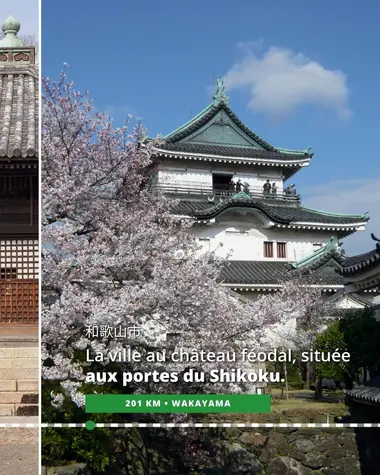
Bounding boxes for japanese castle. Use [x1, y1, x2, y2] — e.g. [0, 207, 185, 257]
[148, 78, 377, 308]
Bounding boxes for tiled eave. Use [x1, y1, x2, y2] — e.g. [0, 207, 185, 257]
[345, 275, 380, 293]
[180, 214, 367, 233]
[153, 148, 310, 168]
[342, 252, 380, 276]
[345, 384, 380, 405]
[172, 197, 369, 232]
[273, 223, 367, 233]
[219, 260, 344, 288]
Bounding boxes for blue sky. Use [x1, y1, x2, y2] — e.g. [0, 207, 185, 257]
[42, 0, 380, 254]
[2, 1, 38, 36]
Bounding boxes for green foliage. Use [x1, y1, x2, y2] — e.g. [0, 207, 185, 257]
[314, 307, 380, 387]
[42, 427, 115, 472]
[266, 358, 304, 389]
[42, 382, 131, 472]
[287, 372, 305, 390]
[314, 319, 346, 381]
[340, 308, 380, 377]
[285, 359, 305, 389]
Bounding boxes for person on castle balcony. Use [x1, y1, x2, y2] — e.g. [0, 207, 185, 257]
[288, 184, 296, 196]
[243, 182, 250, 194]
[235, 179, 242, 192]
[271, 182, 277, 196]
[263, 179, 271, 195]
[229, 178, 235, 193]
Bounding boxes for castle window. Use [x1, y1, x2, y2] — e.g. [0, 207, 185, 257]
[0, 268, 17, 279]
[277, 242, 287, 259]
[212, 173, 232, 191]
[264, 241, 274, 258]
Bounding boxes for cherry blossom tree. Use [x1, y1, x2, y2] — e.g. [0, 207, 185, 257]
[42, 67, 331, 408]
[262, 272, 337, 392]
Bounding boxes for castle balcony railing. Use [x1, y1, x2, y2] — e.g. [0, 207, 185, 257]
[152, 181, 300, 203]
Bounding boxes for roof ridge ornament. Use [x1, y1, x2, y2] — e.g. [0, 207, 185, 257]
[231, 191, 253, 201]
[371, 233, 380, 252]
[326, 236, 340, 248]
[0, 15, 36, 66]
[0, 15, 25, 48]
[213, 76, 229, 106]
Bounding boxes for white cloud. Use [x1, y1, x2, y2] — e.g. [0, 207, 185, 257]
[302, 178, 380, 255]
[1, 1, 38, 36]
[223, 43, 351, 120]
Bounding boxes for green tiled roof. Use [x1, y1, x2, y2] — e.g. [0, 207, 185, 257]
[157, 142, 310, 162]
[156, 91, 312, 162]
[164, 101, 278, 150]
[292, 237, 345, 270]
[172, 197, 369, 227]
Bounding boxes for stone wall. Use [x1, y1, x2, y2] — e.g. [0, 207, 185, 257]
[42, 425, 379, 474]
[0, 346, 38, 416]
[41, 405, 380, 474]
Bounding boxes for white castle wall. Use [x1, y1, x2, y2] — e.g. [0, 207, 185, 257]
[191, 216, 336, 262]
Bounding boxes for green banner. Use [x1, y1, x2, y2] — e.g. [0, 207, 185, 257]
[85, 394, 271, 413]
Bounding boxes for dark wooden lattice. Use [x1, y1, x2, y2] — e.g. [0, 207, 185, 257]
[0, 280, 38, 323]
[0, 239, 38, 323]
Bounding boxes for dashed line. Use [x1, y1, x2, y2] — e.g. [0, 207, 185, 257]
[0, 422, 379, 429]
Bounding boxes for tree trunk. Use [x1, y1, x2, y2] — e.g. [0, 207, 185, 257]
[305, 361, 310, 390]
[284, 359, 289, 400]
[314, 376, 322, 399]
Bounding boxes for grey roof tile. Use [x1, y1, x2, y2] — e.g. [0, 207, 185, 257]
[0, 68, 38, 159]
[219, 260, 344, 286]
[220, 261, 290, 285]
[345, 376, 380, 404]
[342, 234, 380, 275]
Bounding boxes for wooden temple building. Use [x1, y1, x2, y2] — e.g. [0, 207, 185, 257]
[0, 16, 38, 324]
[147, 77, 376, 311]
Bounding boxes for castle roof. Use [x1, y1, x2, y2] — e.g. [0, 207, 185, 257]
[341, 233, 380, 277]
[219, 260, 344, 289]
[0, 16, 38, 162]
[172, 193, 369, 237]
[151, 77, 312, 178]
